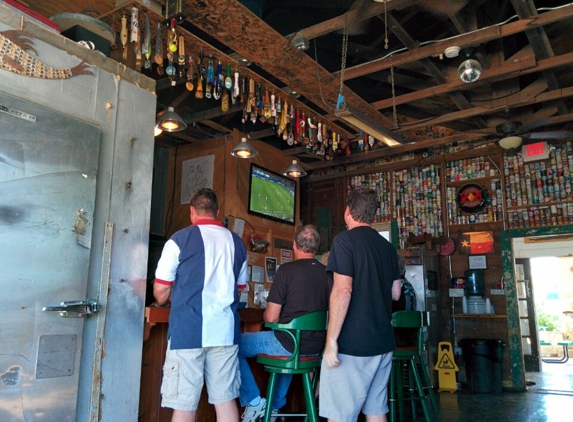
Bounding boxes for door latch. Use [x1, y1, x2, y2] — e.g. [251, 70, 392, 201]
[42, 299, 101, 318]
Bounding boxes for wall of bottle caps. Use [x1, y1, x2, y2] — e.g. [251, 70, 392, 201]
[344, 142, 573, 238]
[504, 141, 573, 229]
[346, 166, 443, 243]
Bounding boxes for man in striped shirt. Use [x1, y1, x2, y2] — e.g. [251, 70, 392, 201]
[154, 188, 248, 422]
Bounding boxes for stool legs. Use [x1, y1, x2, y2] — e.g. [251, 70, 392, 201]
[302, 372, 319, 422]
[417, 357, 438, 415]
[263, 373, 278, 422]
[262, 369, 320, 422]
[389, 358, 433, 422]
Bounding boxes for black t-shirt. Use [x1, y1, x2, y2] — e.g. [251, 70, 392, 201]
[267, 258, 330, 354]
[327, 226, 400, 356]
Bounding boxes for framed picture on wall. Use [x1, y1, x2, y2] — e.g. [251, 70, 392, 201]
[469, 255, 487, 270]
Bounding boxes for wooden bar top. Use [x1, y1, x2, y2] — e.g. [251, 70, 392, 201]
[144, 306, 266, 339]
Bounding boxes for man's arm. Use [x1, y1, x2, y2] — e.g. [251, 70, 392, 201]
[323, 272, 353, 368]
[264, 302, 282, 323]
[153, 280, 172, 306]
[392, 279, 402, 301]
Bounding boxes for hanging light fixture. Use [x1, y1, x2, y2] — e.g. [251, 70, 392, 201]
[283, 160, 307, 178]
[335, 104, 402, 147]
[156, 106, 187, 132]
[154, 123, 163, 137]
[458, 47, 482, 84]
[231, 137, 258, 158]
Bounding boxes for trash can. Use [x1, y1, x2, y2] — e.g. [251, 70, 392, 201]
[460, 338, 504, 393]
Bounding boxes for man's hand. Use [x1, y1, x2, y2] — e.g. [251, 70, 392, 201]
[323, 338, 340, 368]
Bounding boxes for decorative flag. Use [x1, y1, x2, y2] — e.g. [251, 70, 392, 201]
[459, 231, 495, 255]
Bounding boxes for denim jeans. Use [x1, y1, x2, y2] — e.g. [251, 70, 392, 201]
[239, 330, 293, 410]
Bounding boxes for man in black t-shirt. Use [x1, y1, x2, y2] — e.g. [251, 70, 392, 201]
[238, 225, 329, 422]
[320, 188, 402, 422]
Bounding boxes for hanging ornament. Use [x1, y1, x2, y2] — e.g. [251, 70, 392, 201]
[165, 35, 176, 77]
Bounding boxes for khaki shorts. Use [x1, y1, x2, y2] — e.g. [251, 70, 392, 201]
[161, 341, 240, 411]
[319, 352, 393, 422]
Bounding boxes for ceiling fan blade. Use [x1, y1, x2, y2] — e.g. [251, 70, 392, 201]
[517, 118, 551, 134]
[527, 131, 573, 140]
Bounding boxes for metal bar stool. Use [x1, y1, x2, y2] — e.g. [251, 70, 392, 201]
[256, 311, 327, 422]
[389, 310, 437, 422]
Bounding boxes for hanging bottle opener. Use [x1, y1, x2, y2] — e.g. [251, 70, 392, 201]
[206, 54, 215, 99]
[154, 22, 163, 75]
[232, 69, 240, 103]
[178, 36, 186, 66]
[196, 50, 204, 99]
[142, 14, 151, 69]
[120, 15, 128, 60]
[130, 7, 141, 69]
[213, 61, 223, 100]
[186, 54, 194, 91]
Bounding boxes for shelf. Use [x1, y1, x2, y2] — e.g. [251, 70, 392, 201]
[452, 314, 507, 319]
[507, 200, 573, 210]
[445, 175, 501, 187]
[448, 221, 504, 228]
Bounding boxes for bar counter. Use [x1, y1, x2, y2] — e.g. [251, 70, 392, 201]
[139, 307, 304, 421]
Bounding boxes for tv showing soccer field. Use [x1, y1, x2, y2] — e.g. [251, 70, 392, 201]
[248, 163, 296, 225]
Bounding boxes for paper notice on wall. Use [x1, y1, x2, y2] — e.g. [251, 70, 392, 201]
[233, 218, 245, 238]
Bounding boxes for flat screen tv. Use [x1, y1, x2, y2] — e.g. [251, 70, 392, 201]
[248, 163, 296, 225]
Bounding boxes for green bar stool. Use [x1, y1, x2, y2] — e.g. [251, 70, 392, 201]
[256, 311, 327, 422]
[389, 310, 437, 422]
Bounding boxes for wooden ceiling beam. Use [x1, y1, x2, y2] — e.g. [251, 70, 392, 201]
[183, 0, 395, 132]
[287, 0, 417, 41]
[372, 51, 573, 111]
[510, 0, 569, 115]
[385, 12, 488, 128]
[395, 83, 573, 132]
[339, 4, 573, 81]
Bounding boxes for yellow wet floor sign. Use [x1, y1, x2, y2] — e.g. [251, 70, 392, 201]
[434, 341, 459, 392]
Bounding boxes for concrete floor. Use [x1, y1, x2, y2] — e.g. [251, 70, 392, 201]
[400, 359, 573, 422]
[284, 359, 572, 422]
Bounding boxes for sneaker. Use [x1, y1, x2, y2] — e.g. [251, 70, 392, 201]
[270, 409, 279, 422]
[241, 397, 267, 422]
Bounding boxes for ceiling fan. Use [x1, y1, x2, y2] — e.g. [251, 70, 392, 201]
[495, 119, 573, 150]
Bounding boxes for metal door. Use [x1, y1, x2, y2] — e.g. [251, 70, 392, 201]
[0, 93, 100, 421]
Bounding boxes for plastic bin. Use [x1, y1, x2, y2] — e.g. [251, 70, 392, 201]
[460, 338, 504, 393]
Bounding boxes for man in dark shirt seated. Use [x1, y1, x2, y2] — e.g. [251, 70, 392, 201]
[392, 253, 419, 347]
[238, 224, 330, 422]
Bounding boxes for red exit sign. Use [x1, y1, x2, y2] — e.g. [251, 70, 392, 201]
[522, 141, 550, 162]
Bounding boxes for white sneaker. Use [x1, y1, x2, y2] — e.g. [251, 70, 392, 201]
[241, 398, 267, 422]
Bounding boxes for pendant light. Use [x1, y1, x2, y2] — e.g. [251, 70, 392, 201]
[156, 106, 187, 132]
[231, 137, 258, 158]
[458, 47, 482, 84]
[283, 160, 307, 178]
